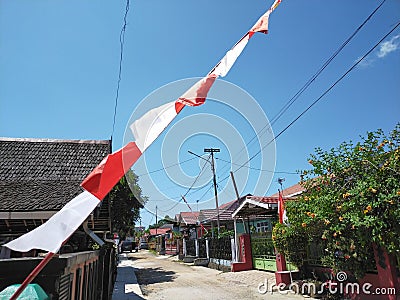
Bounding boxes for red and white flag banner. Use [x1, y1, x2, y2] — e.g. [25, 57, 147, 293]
[5, 191, 100, 253]
[6, 0, 281, 253]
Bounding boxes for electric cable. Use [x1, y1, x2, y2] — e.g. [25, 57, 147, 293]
[136, 157, 196, 177]
[216, 157, 297, 174]
[217, 0, 387, 177]
[223, 22, 400, 184]
[155, 154, 212, 213]
[111, 0, 130, 140]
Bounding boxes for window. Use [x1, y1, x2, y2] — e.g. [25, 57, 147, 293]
[256, 221, 269, 233]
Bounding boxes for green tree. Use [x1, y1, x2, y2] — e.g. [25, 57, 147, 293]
[273, 125, 400, 278]
[108, 170, 147, 240]
[149, 215, 174, 229]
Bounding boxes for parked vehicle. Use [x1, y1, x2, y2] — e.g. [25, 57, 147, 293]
[120, 240, 137, 252]
[139, 240, 149, 250]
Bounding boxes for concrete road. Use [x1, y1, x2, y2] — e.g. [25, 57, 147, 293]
[126, 250, 305, 300]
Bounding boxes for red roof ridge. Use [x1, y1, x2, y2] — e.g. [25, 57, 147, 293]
[270, 183, 305, 198]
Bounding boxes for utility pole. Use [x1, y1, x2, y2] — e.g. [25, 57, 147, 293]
[230, 171, 240, 200]
[204, 148, 220, 236]
[155, 205, 158, 236]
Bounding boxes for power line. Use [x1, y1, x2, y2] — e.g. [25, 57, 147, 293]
[157, 154, 212, 213]
[141, 17, 397, 216]
[140, 2, 390, 217]
[197, 183, 215, 202]
[142, 206, 175, 222]
[111, 0, 130, 140]
[217, 0, 386, 177]
[215, 157, 297, 174]
[226, 21, 400, 182]
[267, 0, 386, 127]
[183, 154, 211, 197]
[151, 157, 210, 201]
[149, 20, 400, 206]
[136, 157, 196, 177]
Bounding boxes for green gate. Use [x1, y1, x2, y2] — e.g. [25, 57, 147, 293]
[251, 235, 297, 271]
[251, 236, 277, 271]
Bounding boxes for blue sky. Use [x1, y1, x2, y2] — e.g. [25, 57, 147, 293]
[1, 1, 399, 228]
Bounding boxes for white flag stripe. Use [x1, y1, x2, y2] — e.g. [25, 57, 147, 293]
[5, 191, 100, 253]
[177, 75, 215, 105]
[212, 34, 250, 77]
[130, 101, 177, 152]
[251, 10, 271, 33]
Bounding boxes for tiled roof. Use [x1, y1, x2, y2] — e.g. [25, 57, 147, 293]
[270, 183, 305, 198]
[199, 199, 241, 223]
[0, 138, 110, 181]
[218, 200, 237, 210]
[148, 228, 170, 236]
[0, 138, 110, 212]
[0, 180, 83, 211]
[159, 223, 174, 229]
[232, 184, 303, 218]
[180, 211, 199, 225]
[248, 196, 278, 204]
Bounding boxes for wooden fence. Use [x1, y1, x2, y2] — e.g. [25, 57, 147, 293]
[0, 245, 117, 300]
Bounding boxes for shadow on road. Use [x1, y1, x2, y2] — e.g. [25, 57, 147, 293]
[119, 253, 144, 262]
[136, 267, 176, 285]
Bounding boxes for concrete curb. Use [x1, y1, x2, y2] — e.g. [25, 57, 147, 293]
[112, 254, 144, 300]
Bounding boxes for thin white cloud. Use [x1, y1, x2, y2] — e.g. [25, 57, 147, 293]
[355, 55, 375, 68]
[377, 34, 400, 58]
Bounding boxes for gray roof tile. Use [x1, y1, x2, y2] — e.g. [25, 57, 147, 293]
[0, 138, 110, 211]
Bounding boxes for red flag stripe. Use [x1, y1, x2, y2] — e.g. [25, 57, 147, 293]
[278, 190, 284, 224]
[81, 142, 142, 200]
[177, 74, 217, 107]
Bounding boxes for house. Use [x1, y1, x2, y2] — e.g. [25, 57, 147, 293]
[176, 211, 200, 239]
[134, 226, 145, 233]
[231, 183, 305, 272]
[147, 227, 171, 237]
[198, 195, 248, 237]
[0, 137, 112, 256]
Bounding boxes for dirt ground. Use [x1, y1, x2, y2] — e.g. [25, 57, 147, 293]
[128, 250, 304, 300]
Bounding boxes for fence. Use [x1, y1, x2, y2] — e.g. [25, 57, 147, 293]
[0, 245, 117, 300]
[208, 237, 232, 261]
[198, 239, 207, 258]
[186, 239, 196, 256]
[181, 237, 234, 271]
